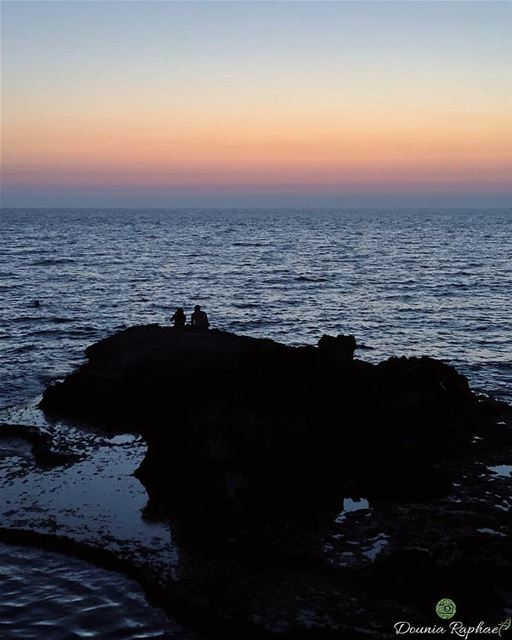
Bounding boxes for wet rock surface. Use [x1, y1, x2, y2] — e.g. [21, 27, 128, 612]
[0, 326, 510, 638]
[0, 422, 80, 468]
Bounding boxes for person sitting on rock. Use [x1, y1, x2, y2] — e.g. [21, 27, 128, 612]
[191, 305, 209, 331]
[170, 307, 186, 329]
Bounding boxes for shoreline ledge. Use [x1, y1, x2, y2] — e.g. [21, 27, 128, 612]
[31, 324, 512, 636]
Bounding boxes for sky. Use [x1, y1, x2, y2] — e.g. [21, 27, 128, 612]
[1, 0, 511, 208]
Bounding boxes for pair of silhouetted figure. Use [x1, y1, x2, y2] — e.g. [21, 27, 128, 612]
[170, 305, 209, 331]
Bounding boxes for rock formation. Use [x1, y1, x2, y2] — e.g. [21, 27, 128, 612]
[41, 325, 478, 522]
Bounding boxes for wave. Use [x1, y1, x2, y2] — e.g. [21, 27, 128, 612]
[13, 345, 37, 353]
[31, 258, 76, 266]
[232, 242, 267, 247]
[295, 275, 329, 282]
[232, 302, 261, 309]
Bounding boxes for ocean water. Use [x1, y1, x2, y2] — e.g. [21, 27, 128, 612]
[1, 207, 511, 405]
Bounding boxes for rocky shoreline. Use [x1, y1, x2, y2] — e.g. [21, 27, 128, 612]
[1, 325, 511, 638]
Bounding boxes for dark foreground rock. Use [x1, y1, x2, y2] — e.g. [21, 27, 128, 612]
[41, 325, 476, 520]
[35, 325, 512, 637]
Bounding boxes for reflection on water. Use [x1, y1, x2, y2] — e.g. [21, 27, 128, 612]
[0, 414, 179, 572]
[0, 542, 183, 639]
[488, 465, 512, 478]
[362, 533, 389, 561]
[335, 497, 370, 523]
[476, 528, 507, 537]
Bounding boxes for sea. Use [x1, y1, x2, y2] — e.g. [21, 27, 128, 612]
[0, 207, 511, 638]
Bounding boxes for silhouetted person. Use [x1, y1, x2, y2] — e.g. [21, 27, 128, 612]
[170, 307, 186, 329]
[191, 305, 209, 331]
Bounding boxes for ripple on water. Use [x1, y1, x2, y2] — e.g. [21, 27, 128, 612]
[0, 542, 185, 639]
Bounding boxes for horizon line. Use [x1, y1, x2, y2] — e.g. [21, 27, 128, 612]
[2, 205, 511, 212]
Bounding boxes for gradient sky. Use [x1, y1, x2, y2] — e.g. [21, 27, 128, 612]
[1, 1, 511, 208]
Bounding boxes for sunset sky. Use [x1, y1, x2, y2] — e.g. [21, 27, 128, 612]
[1, 1, 511, 208]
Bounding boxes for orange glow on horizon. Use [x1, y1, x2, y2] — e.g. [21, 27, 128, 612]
[3, 105, 511, 192]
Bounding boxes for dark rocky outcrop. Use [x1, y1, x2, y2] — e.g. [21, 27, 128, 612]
[41, 325, 477, 523]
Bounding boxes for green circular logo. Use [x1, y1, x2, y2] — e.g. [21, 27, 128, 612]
[436, 598, 456, 620]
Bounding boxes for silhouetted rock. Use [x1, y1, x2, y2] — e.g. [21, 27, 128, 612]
[40, 325, 478, 523]
[317, 333, 357, 362]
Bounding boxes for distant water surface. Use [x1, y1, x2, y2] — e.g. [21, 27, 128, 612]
[1, 207, 510, 404]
